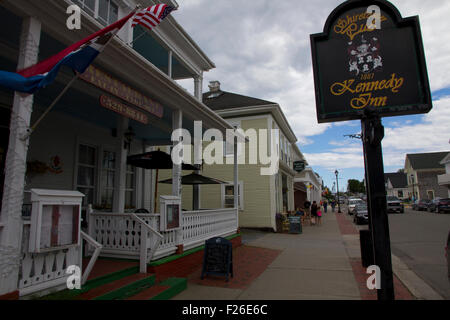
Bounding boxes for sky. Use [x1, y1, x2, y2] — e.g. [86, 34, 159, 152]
[173, 0, 450, 191]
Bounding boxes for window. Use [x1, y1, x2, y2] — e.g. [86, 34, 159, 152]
[73, 0, 119, 25]
[100, 150, 116, 210]
[224, 121, 241, 157]
[222, 182, 244, 210]
[125, 165, 136, 210]
[77, 144, 97, 207]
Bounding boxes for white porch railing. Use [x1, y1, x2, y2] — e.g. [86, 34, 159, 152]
[182, 208, 238, 251]
[19, 221, 81, 297]
[130, 214, 164, 273]
[88, 208, 238, 261]
[16, 207, 238, 297]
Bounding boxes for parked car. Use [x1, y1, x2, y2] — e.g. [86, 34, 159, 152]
[348, 198, 364, 215]
[428, 198, 450, 214]
[353, 203, 369, 225]
[386, 196, 404, 214]
[412, 199, 431, 211]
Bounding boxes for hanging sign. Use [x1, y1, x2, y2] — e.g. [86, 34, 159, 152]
[80, 65, 164, 118]
[293, 161, 306, 173]
[100, 95, 149, 124]
[310, 0, 432, 123]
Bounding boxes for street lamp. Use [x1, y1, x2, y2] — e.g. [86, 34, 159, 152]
[335, 169, 342, 213]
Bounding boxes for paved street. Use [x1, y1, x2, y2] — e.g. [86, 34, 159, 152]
[345, 206, 450, 299]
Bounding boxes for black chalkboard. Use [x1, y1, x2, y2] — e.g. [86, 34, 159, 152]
[201, 237, 233, 282]
[288, 216, 302, 234]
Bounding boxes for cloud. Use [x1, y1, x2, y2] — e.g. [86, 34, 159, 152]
[174, 0, 450, 174]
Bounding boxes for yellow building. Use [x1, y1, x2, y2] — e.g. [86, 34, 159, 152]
[189, 81, 307, 231]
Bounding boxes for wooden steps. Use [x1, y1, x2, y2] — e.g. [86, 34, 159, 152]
[125, 277, 187, 300]
[77, 273, 155, 300]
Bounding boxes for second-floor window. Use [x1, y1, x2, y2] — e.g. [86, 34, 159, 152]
[74, 0, 119, 26]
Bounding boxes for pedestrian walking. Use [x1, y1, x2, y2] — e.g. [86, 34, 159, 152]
[331, 200, 336, 212]
[323, 200, 328, 213]
[304, 200, 311, 221]
[311, 201, 318, 226]
[317, 209, 322, 225]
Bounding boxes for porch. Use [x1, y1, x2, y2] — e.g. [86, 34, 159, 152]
[0, 0, 241, 299]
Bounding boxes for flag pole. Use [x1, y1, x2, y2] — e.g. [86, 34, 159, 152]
[20, 72, 80, 141]
[129, 30, 148, 46]
[21, 6, 140, 141]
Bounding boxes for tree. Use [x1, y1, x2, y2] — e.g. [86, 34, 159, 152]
[347, 179, 366, 194]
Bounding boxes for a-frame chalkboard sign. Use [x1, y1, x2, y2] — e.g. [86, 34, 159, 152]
[201, 237, 234, 282]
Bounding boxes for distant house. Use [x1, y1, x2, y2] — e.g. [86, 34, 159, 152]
[294, 167, 323, 207]
[437, 153, 450, 198]
[404, 152, 450, 200]
[384, 172, 408, 200]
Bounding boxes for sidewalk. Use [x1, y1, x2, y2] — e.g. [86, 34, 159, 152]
[173, 211, 407, 300]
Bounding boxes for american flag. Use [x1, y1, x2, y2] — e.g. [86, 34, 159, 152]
[132, 4, 176, 31]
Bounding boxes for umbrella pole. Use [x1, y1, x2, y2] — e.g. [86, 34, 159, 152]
[154, 169, 159, 213]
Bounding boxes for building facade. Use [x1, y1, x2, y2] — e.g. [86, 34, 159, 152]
[0, 0, 240, 298]
[294, 167, 323, 206]
[384, 172, 409, 200]
[194, 81, 308, 231]
[437, 153, 450, 198]
[404, 152, 449, 201]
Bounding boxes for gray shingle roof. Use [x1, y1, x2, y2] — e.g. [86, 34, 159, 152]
[202, 90, 276, 111]
[406, 152, 449, 170]
[384, 172, 407, 188]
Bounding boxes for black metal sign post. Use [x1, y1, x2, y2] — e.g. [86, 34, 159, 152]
[361, 114, 394, 300]
[310, 0, 433, 301]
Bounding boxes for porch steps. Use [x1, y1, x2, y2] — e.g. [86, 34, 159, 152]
[125, 278, 187, 300]
[77, 273, 155, 300]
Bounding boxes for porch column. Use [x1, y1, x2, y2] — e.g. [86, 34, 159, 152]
[172, 110, 183, 249]
[172, 110, 182, 198]
[142, 143, 153, 212]
[194, 73, 203, 102]
[113, 117, 129, 212]
[192, 76, 203, 210]
[168, 50, 173, 79]
[0, 17, 41, 297]
[234, 134, 239, 227]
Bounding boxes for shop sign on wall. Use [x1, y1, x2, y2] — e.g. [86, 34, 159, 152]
[80, 65, 164, 119]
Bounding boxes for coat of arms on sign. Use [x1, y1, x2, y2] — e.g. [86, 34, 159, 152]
[348, 35, 382, 76]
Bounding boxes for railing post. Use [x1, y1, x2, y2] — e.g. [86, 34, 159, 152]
[140, 224, 148, 273]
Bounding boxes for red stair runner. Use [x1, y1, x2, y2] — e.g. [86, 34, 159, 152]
[77, 273, 150, 300]
[126, 285, 170, 300]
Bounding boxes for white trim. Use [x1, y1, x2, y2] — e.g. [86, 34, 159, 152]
[221, 181, 244, 210]
[215, 105, 297, 143]
[224, 120, 242, 157]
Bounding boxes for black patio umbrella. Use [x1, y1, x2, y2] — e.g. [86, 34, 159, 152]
[159, 172, 227, 210]
[158, 172, 227, 185]
[126, 150, 197, 170]
[126, 150, 197, 212]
